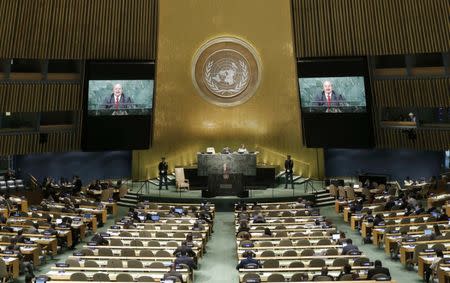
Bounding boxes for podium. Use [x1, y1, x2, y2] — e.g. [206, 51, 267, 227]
[197, 153, 256, 197]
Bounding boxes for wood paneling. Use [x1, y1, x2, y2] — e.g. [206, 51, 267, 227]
[372, 78, 450, 107]
[376, 127, 450, 150]
[0, 0, 158, 60]
[292, 0, 449, 57]
[0, 82, 82, 112]
[0, 131, 80, 156]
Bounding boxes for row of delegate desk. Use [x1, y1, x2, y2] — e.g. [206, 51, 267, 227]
[235, 201, 396, 282]
[41, 202, 215, 282]
[338, 197, 450, 282]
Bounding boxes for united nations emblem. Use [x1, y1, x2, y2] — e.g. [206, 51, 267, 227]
[192, 37, 261, 107]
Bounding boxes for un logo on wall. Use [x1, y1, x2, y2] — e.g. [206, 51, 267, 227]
[192, 37, 261, 107]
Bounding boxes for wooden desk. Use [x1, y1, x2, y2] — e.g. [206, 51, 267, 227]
[0, 256, 20, 278]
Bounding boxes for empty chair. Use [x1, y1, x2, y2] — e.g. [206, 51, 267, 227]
[372, 274, 391, 280]
[262, 259, 279, 268]
[173, 232, 186, 238]
[109, 239, 123, 246]
[139, 250, 154, 257]
[282, 250, 297, 256]
[119, 231, 133, 237]
[388, 212, 397, 217]
[414, 217, 424, 223]
[278, 239, 293, 246]
[289, 261, 305, 268]
[130, 239, 144, 246]
[84, 260, 99, 267]
[107, 258, 123, 268]
[313, 275, 334, 281]
[121, 249, 136, 257]
[296, 210, 307, 216]
[325, 248, 338, 256]
[281, 211, 292, 217]
[432, 243, 446, 252]
[428, 216, 437, 222]
[284, 218, 295, 223]
[332, 258, 349, 267]
[65, 258, 80, 267]
[300, 249, 315, 256]
[275, 231, 288, 237]
[139, 231, 152, 237]
[70, 272, 89, 281]
[400, 218, 411, 224]
[268, 211, 279, 217]
[1, 236, 10, 242]
[128, 259, 143, 268]
[291, 273, 308, 281]
[242, 273, 260, 283]
[311, 231, 324, 236]
[137, 276, 156, 282]
[155, 250, 172, 257]
[149, 262, 165, 268]
[296, 239, 310, 246]
[260, 250, 275, 257]
[160, 224, 172, 230]
[292, 232, 306, 237]
[98, 249, 113, 256]
[167, 241, 179, 247]
[417, 224, 428, 231]
[116, 273, 134, 282]
[147, 241, 160, 247]
[399, 226, 410, 234]
[316, 239, 332, 245]
[267, 273, 285, 282]
[93, 273, 110, 281]
[279, 204, 290, 209]
[309, 258, 325, 267]
[339, 274, 355, 281]
[258, 241, 273, 247]
[274, 225, 286, 230]
[353, 257, 370, 266]
[155, 232, 168, 237]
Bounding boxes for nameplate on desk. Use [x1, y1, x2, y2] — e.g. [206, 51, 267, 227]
[24, 240, 35, 244]
[43, 232, 52, 236]
[73, 251, 84, 256]
[100, 233, 110, 237]
[361, 262, 374, 266]
[219, 184, 232, 189]
[55, 263, 69, 267]
[3, 250, 13, 254]
[73, 217, 81, 222]
[443, 259, 450, 264]
[424, 249, 435, 253]
[111, 225, 121, 229]
[87, 241, 97, 246]
[405, 238, 416, 242]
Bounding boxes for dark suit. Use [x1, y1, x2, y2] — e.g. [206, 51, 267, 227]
[236, 257, 261, 269]
[368, 266, 390, 279]
[158, 161, 169, 190]
[163, 270, 184, 283]
[103, 94, 133, 110]
[173, 246, 196, 258]
[284, 159, 294, 189]
[174, 255, 197, 270]
[313, 91, 345, 110]
[341, 244, 359, 255]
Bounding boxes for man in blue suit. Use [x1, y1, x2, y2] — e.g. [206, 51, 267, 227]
[236, 251, 261, 270]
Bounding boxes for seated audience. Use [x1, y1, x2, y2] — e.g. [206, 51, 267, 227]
[174, 250, 197, 270]
[341, 239, 359, 255]
[368, 260, 390, 279]
[262, 227, 272, 237]
[425, 250, 443, 283]
[173, 241, 196, 258]
[337, 263, 359, 280]
[163, 263, 184, 283]
[236, 251, 260, 270]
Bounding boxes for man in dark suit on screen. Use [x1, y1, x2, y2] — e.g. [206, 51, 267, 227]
[158, 157, 169, 190]
[103, 83, 133, 114]
[285, 155, 294, 189]
[313, 80, 345, 112]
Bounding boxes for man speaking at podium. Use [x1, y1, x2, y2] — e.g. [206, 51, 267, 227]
[103, 83, 134, 114]
[313, 80, 345, 112]
[285, 155, 294, 189]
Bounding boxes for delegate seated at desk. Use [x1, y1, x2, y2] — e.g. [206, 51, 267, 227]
[222, 147, 231, 154]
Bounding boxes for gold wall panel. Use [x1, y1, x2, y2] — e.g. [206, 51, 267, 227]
[0, 0, 157, 59]
[372, 78, 450, 107]
[292, 0, 449, 57]
[132, 0, 324, 180]
[376, 128, 450, 151]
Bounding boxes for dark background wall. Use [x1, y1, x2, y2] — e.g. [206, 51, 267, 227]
[325, 149, 444, 181]
[15, 151, 132, 184]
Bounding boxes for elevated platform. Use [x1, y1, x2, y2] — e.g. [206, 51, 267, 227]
[119, 180, 326, 211]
